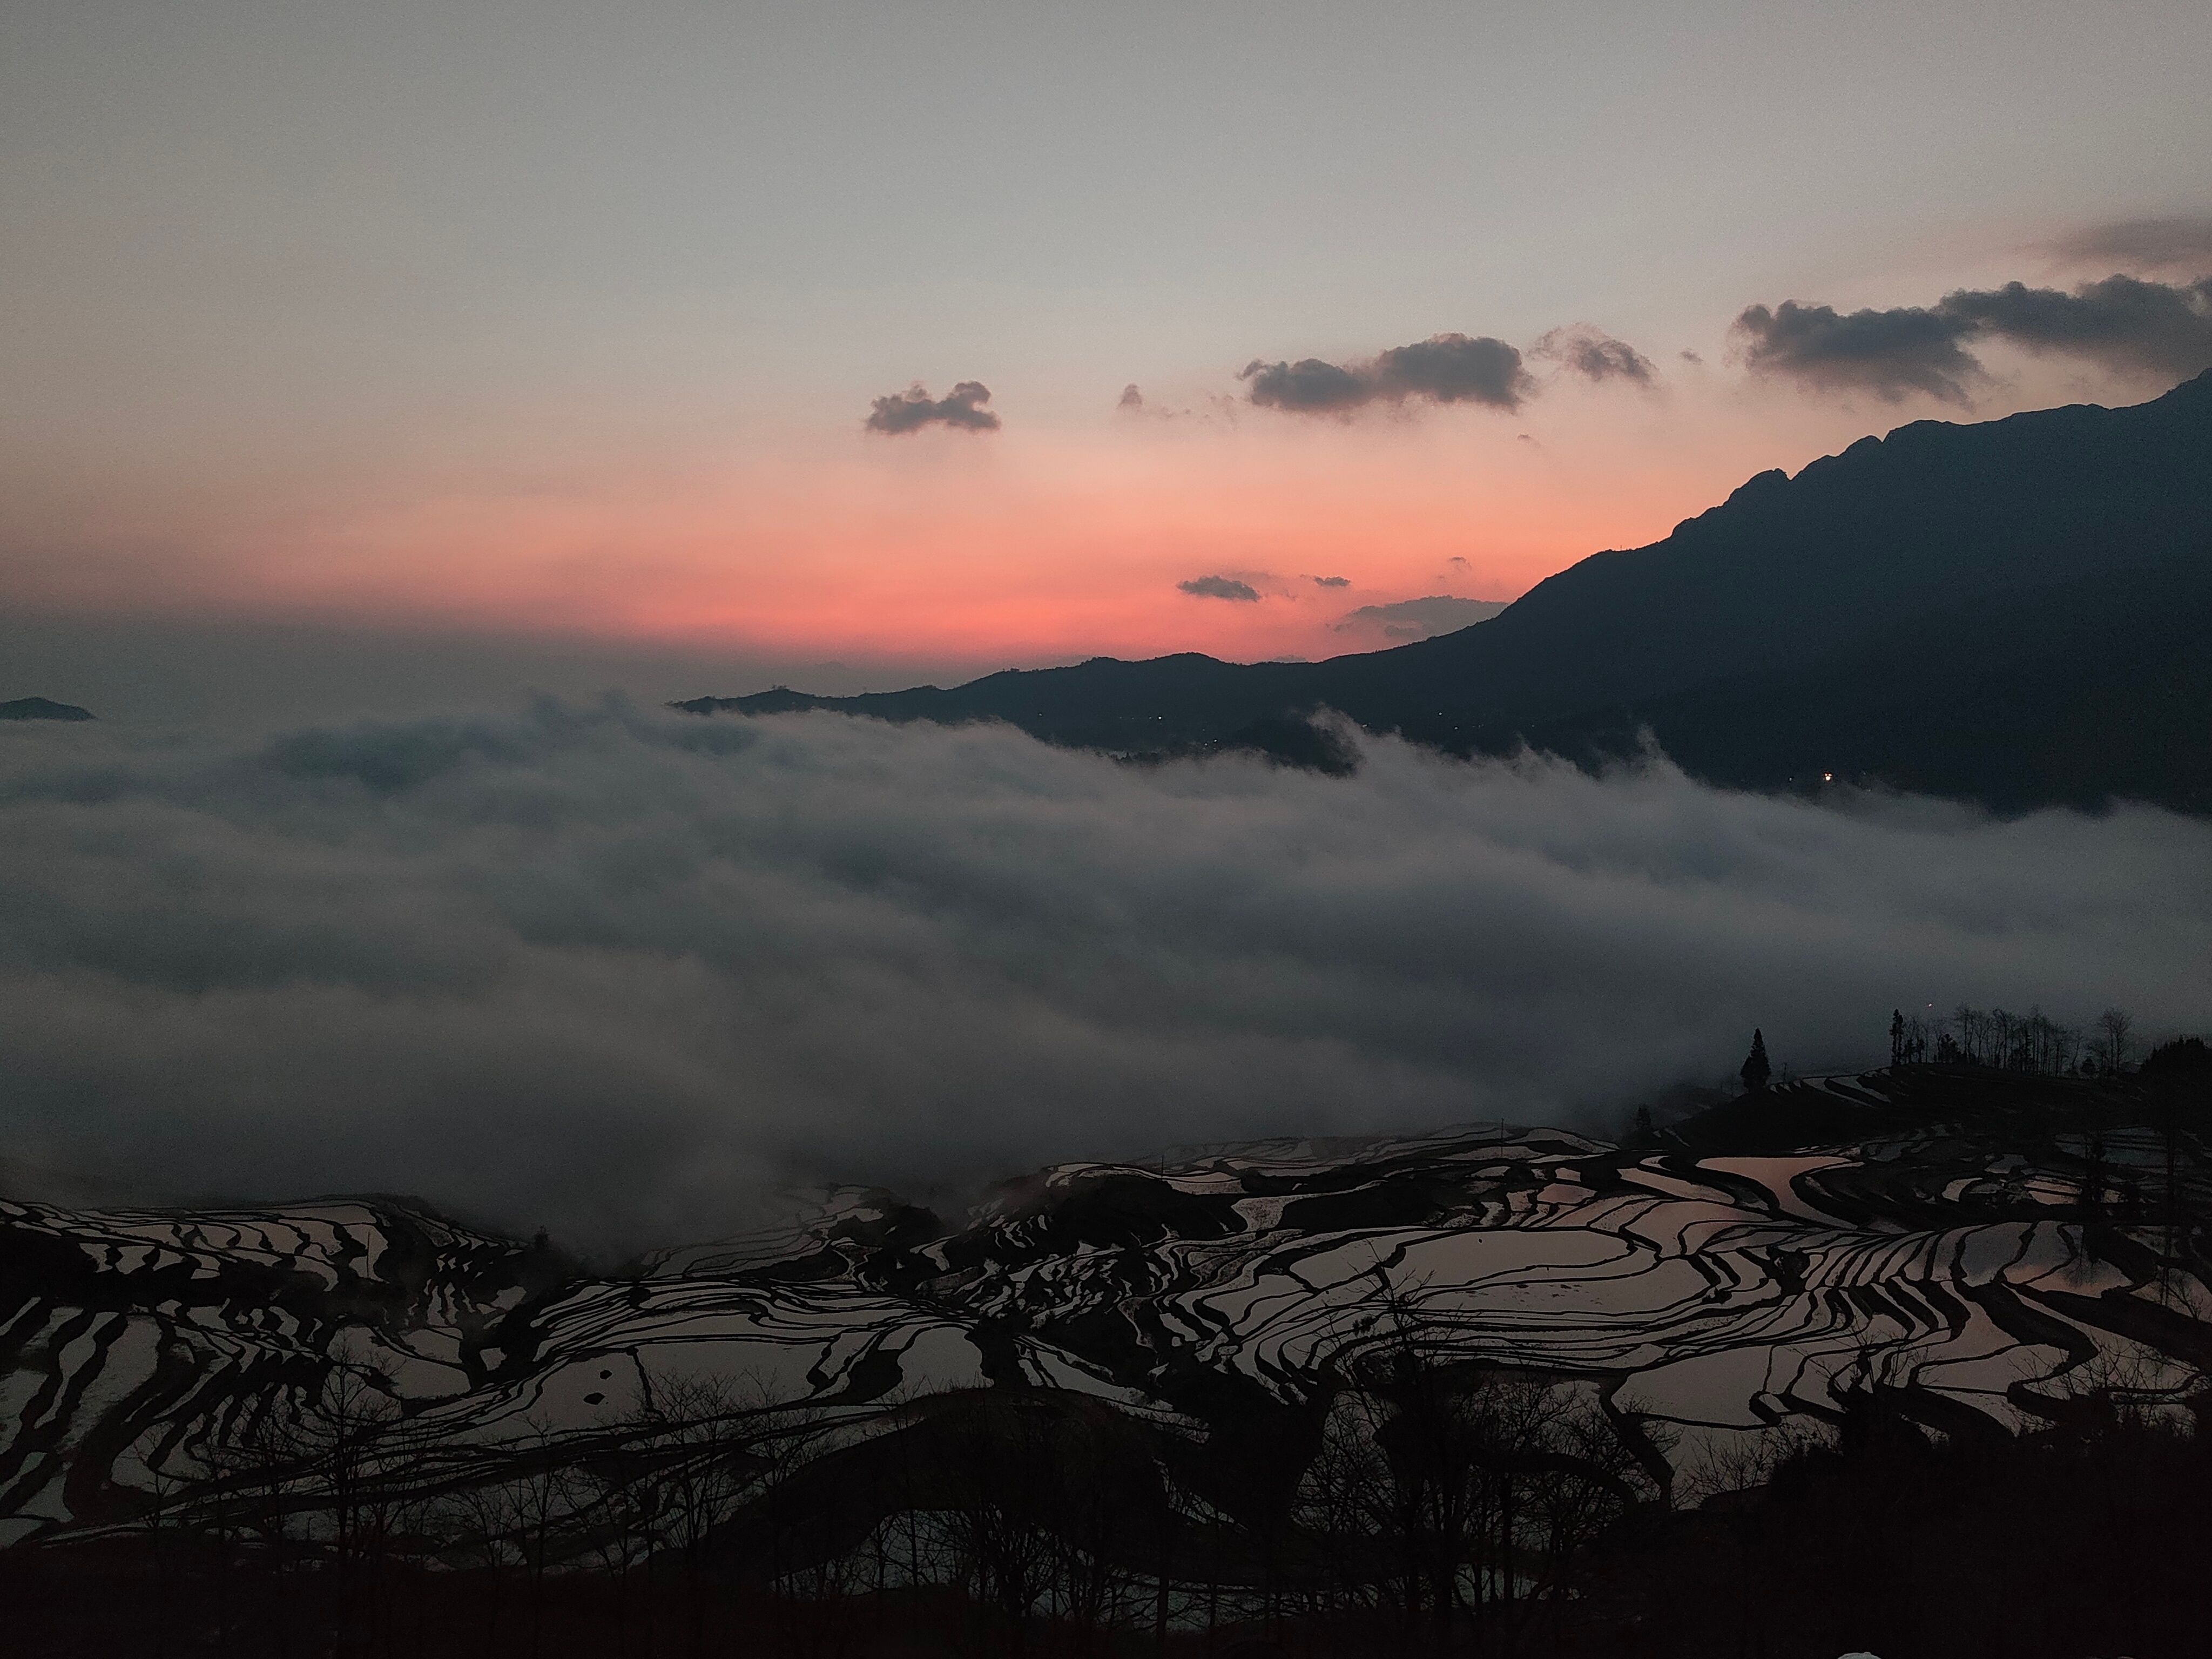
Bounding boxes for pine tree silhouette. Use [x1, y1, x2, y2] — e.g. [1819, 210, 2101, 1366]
[1741, 1029, 1772, 1092]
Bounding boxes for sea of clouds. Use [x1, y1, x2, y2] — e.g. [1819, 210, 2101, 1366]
[3, 701, 2204, 1252]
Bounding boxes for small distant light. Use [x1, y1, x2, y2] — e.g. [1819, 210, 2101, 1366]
[1822, 771, 1833, 783]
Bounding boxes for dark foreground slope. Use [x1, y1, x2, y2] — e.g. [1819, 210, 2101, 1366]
[681, 370, 2212, 811]
[6, 1064, 2212, 1654]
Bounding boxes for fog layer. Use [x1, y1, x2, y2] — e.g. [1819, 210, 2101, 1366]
[3, 704, 2203, 1250]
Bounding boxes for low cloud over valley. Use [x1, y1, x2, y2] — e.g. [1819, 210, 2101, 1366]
[2, 706, 2203, 1251]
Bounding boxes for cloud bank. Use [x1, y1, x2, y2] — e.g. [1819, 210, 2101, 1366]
[1735, 274, 2212, 403]
[864, 380, 1001, 434]
[1532, 324, 1658, 386]
[1730, 300, 1988, 404]
[2, 706, 2204, 1252]
[1243, 333, 1535, 415]
[1178, 575, 1262, 601]
[1941, 275, 2212, 378]
[2049, 216, 2212, 275]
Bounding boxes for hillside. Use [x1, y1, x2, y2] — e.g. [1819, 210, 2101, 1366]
[8, 1063, 2209, 1539]
[679, 370, 2212, 811]
[9, 1063, 2212, 1653]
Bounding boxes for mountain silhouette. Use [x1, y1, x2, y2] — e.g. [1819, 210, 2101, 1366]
[0, 697, 93, 722]
[679, 370, 2212, 811]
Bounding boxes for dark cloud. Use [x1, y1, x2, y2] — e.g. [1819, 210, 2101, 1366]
[1939, 274, 2212, 379]
[2049, 216, 2212, 275]
[1311, 575, 1351, 588]
[1332, 595, 1506, 640]
[1240, 356, 1371, 413]
[1371, 334, 1530, 407]
[864, 380, 1001, 435]
[1117, 382, 1212, 423]
[1736, 274, 2212, 403]
[1242, 334, 1531, 415]
[1731, 300, 1986, 404]
[1531, 324, 1658, 386]
[0, 706, 2203, 1250]
[1178, 575, 1262, 601]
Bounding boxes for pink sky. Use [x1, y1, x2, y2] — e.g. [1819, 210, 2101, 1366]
[6, 2, 2207, 700]
[7, 370, 2045, 683]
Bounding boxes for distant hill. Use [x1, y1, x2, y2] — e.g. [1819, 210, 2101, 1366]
[679, 369, 2212, 812]
[0, 697, 93, 721]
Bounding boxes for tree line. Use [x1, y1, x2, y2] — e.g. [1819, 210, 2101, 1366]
[1886, 1002, 2142, 1075]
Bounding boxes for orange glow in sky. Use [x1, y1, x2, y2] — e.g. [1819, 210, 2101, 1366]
[10, 377, 1905, 680]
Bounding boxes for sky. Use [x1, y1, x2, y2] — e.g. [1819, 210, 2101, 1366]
[6, 0, 2212, 710]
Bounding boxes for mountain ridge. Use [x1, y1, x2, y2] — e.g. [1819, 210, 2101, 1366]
[0, 697, 94, 722]
[678, 371, 2212, 811]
